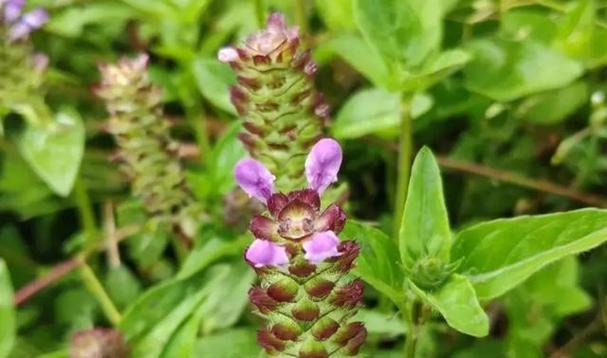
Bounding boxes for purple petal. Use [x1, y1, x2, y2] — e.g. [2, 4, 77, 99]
[305, 138, 343, 194]
[245, 239, 289, 268]
[8, 8, 47, 41]
[31, 52, 49, 72]
[22, 8, 48, 28]
[234, 158, 275, 202]
[4, 0, 24, 23]
[217, 47, 239, 63]
[303, 231, 341, 264]
[243, 12, 299, 56]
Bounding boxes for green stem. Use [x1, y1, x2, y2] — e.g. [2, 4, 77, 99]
[394, 95, 413, 240]
[79, 260, 122, 325]
[74, 178, 97, 245]
[294, 0, 308, 39]
[253, 0, 265, 28]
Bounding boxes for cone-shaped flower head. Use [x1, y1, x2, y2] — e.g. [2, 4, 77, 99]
[95, 54, 201, 236]
[219, 12, 328, 192]
[235, 138, 366, 357]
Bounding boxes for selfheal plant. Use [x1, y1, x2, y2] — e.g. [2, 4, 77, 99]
[219, 13, 328, 192]
[236, 138, 366, 357]
[95, 54, 202, 241]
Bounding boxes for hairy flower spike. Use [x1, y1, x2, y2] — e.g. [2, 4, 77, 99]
[219, 12, 328, 192]
[96, 54, 202, 238]
[236, 139, 366, 357]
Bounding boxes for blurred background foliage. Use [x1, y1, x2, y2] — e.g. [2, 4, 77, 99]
[1, 0, 607, 357]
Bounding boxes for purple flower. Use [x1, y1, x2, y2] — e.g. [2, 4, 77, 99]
[8, 8, 48, 42]
[245, 239, 289, 268]
[217, 47, 239, 63]
[31, 52, 48, 72]
[244, 12, 298, 57]
[3, 0, 24, 23]
[234, 158, 275, 202]
[303, 231, 341, 263]
[305, 138, 342, 194]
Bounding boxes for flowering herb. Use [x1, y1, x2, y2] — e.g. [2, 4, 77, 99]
[236, 138, 366, 357]
[96, 55, 202, 241]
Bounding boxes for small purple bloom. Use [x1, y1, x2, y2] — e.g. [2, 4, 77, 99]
[245, 239, 289, 268]
[243, 12, 299, 57]
[31, 52, 48, 72]
[303, 231, 341, 264]
[217, 46, 239, 63]
[235, 158, 275, 202]
[8, 8, 48, 42]
[305, 138, 342, 194]
[3, 0, 24, 23]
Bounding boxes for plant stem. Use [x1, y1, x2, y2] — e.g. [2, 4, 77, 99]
[394, 95, 413, 240]
[74, 178, 97, 244]
[294, 0, 308, 41]
[79, 260, 122, 325]
[14, 225, 140, 306]
[253, 0, 265, 28]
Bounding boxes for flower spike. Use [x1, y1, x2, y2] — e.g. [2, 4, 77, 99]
[236, 137, 365, 356]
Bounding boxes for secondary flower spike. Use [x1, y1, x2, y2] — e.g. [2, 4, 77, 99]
[0, 0, 50, 123]
[219, 12, 329, 192]
[236, 138, 366, 357]
[96, 54, 202, 239]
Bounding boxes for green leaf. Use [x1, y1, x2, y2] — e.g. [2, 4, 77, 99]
[46, 2, 135, 37]
[464, 39, 583, 102]
[354, 309, 405, 337]
[316, 34, 395, 89]
[399, 147, 451, 267]
[161, 305, 205, 358]
[409, 274, 489, 337]
[342, 221, 404, 304]
[196, 261, 254, 334]
[105, 266, 143, 310]
[192, 58, 236, 114]
[207, 122, 247, 195]
[452, 208, 607, 300]
[314, 0, 355, 31]
[178, 234, 249, 280]
[332, 88, 400, 139]
[120, 265, 231, 358]
[515, 82, 588, 124]
[354, 0, 419, 68]
[16, 109, 85, 197]
[195, 329, 261, 358]
[0, 259, 15, 358]
[501, 9, 559, 44]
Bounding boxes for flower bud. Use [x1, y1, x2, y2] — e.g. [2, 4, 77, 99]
[69, 328, 129, 358]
